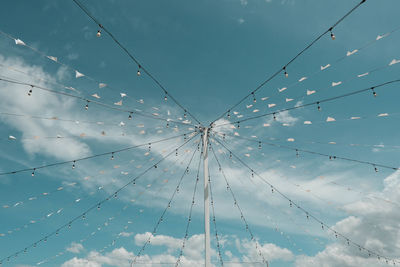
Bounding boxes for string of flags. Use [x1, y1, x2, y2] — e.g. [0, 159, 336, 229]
[213, 79, 400, 128]
[210, 0, 368, 124]
[215, 131, 400, 172]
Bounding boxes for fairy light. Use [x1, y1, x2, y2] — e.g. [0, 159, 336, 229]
[31, 168, 35, 177]
[97, 30, 101, 37]
[85, 100, 89, 110]
[164, 94, 168, 101]
[227, 110, 231, 119]
[329, 28, 336, 40]
[128, 112, 133, 120]
[372, 87, 377, 97]
[111, 152, 114, 160]
[283, 67, 288, 78]
[137, 65, 141, 76]
[27, 85, 33, 96]
[252, 92, 257, 103]
[72, 161, 76, 169]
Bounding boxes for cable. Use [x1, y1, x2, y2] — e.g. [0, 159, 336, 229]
[0, 77, 195, 127]
[214, 131, 399, 171]
[0, 131, 195, 176]
[0, 132, 199, 264]
[131, 143, 199, 266]
[209, 144, 269, 267]
[71, 0, 202, 126]
[210, 0, 367, 125]
[175, 150, 202, 267]
[208, 166, 224, 267]
[212, 135, 398, 265]
[213, 79, 400, 128]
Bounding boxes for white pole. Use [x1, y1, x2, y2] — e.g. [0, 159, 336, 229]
[202, 128, 211, 267]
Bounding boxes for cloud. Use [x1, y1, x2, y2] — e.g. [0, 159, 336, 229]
[294, 171, 400, 266]
[240, 0, 248, 6]
[238, 18, 245, 24]
[66, 242, 84, 254]
[62, 234, 293, 267]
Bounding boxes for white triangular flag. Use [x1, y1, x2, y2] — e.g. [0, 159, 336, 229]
[253, 109, 259, 113]
[92, 93, 101, 99]
[307, 90, 316, 95]
[332, 81, 342, 87]
[120, 93, 127, 98]
[378, 113, 389, 117]
[99, 83, 107, 88]
[346, 49, 358, 56]
[114, 100, 123, 106]
[119, 121, 125, 126]
[286, 98, 293, 102]
[350, 117, 360, 120]
[263, 123, 270, 127]
[47, 56, 58, 62]
[357, 72, 369, 78]
[8, 135, 16, 140]
[321, 64, 331, 71]
[287, 138, 295, 142]
[278, 87, 287, 92]
[299, 77, 307, 82]
[75, 70, 85, 78]
[326, 117, 336, 122]
[304, 121, 312, 125]
[389, 59, 400, 66]
[246, 104, 253, 109]
[268, 103, 276, 108]
[376, 33, 389, 40]
[261, 97, 269, 101]
[15, 39, 26, 46]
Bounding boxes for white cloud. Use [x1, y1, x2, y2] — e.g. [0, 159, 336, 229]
[66, 242, 84, 254]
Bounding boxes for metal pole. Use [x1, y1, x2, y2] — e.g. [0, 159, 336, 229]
[202, 128, 211, 267]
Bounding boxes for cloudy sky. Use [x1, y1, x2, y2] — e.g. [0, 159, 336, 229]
[0, 0, 400, 266]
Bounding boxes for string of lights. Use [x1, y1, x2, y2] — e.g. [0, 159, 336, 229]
[251, 57, 400, 116]
[0, 62, 176, 121]
[210, 0, 367, 125]
[0, 131, 194, 176]
[229, 56, 400, 122]
[217, 134, 400, 212]
[0, 29, 166, 114]
[213, 79, 400, 128]
[212, 136, 398, 265]
[131, 145, 200, 266]
[216, 146, 321, 253]
[36, 145, 196, 266]
[208, 166, 225, 267]
[0, 76, 196, 127]
[214, 131, 399, 172]
[241, 27, 400, 111]
[174, 150, 202, 267]
[209, 144, 269, 267]
[0, 132, 199, 265]
[71, 0, 202, 126]
[215, 128, 400, 151]
[1, 135, 192, 213]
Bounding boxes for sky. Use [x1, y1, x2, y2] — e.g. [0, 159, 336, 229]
[0, 0, 400, 266]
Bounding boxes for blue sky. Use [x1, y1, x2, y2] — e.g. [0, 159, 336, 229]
[0, 0, 400, 266]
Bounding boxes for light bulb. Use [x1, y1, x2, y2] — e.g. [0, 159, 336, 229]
[28, 88, 33, 96]
[85, 103, 89, 110]
[330, 31, 336, 40]
[32, 168, 35, 176]
[137, 66, 141, 76]
[164, 95, 167, 101]
[128, 113, 132, 120]
[111, 153, 114, 160]
[97, 30, 101, 37]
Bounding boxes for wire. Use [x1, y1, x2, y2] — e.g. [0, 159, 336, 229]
[131, 143, 199, 266]
[71, 0, 202, 126]
[0, 132, 199, 264]
[208, 165, 224, 267]
[213, 79, 400, 127]
[0, 77, 195, 127]
[175, 150, 202, 267]
[0, 131, 195, 176]
[210, 0, 367, 125]
[214, 131, 399, 171]
[212, 135, 398, 265]
[209, 144, 269, 267]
